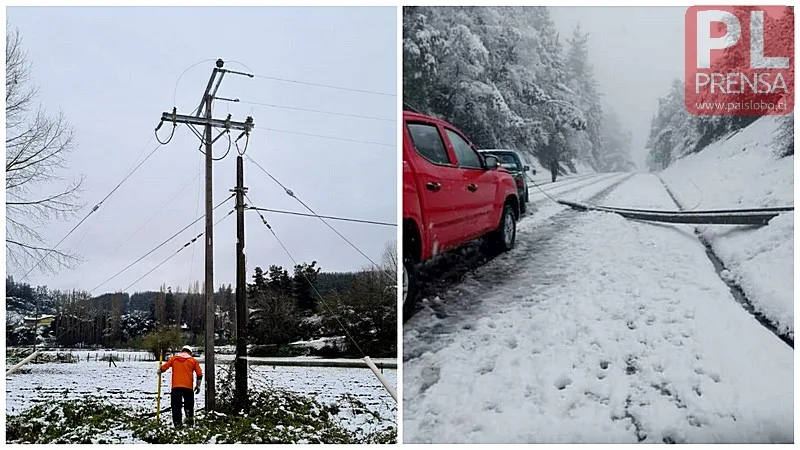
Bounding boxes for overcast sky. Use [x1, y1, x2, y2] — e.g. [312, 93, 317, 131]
[550, 6, 686, 169]
[8, 6, 397, 294]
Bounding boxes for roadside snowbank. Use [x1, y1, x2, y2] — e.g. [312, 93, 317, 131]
[658, 116, 793, 337]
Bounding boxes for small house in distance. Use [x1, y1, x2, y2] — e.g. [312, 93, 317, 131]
[23, 315, 55, 327]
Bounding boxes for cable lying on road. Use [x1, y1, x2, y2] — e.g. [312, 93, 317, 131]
[581, 204, 794, 215]
[559, 200, 792, 226]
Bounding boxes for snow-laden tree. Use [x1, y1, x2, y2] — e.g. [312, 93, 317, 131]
[601, 109, 636, 172]
[646, 79, 697, 171]
[563, 24, 604, 168]
[403, 7, 629, 173]
[402, 7, 444, 114]
[774, 113, 793, 158]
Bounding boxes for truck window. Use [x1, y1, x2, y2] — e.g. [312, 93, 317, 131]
[494, 153, 521, 171]
[407, 123, 451, 165]
[446, 129, 482, 169]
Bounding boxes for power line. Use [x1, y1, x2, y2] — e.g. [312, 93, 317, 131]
[173, 58, 218, 111]
[250, 208, 366, 357]
[247, 206, 395, 227]
[66, 200, 107, 256]
[19, 141, 164, 282]
[245, 154, 296, 194]
[234, 99, 394, 122]
[263, 127, 395, 147]
[121, 209, 235, 293]
[252, 73, 395, 97]
[124, 135, 157, 179]
[243, 158, 393, 283]
[89, 194, 234, 294]
[88, 169, 203, 278]
[529, 177, 561, 205]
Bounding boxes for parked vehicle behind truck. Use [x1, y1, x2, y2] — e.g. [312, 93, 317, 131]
[479, 149, 531, 214]
[402, 111, 520, 318]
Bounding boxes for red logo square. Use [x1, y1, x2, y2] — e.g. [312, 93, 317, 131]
[685, 6, 794, 115]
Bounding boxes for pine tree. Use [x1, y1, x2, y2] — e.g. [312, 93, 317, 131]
[250, 267, 268, 296]
[646, 79, 696, 170]
[267, 265, 292, 295]
[564, 24, 604, 169]
[164, 287, 176, 325]
[293, 261, 321, 312]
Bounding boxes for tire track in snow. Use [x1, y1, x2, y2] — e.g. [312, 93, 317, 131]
[528, 172, 620, 205]
[527, 172, 604, 192]
[409, 172, 625, 318]
[405, 173, 632, 361]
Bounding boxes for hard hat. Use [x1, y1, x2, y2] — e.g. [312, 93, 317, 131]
[181, 345, 193, 354]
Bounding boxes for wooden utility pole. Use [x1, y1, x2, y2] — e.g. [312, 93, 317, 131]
[154, 58, 254, 411]
[233, 155, 248, 409]
[203, 83, 216, 410]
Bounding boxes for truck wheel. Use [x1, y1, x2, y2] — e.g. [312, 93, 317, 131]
[520, 200, 527, 215]
[491, 204, 517, 252]
[402, 256, 417, 322]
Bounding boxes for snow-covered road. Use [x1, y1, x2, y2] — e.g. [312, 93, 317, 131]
[403, 173, 792, 444]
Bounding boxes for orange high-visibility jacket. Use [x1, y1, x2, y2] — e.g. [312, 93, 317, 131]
[160, 352, 202, 389]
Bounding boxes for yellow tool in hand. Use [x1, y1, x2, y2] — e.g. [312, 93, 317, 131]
[156, 351, 163, 421]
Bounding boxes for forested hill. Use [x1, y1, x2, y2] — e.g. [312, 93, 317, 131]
[6, 271, 360, 319]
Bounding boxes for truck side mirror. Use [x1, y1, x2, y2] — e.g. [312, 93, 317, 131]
[484, 155, 500, 170]
[523, 165, 530, 172]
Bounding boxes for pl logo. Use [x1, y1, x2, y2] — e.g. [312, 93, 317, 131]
[685, 6, 794, 115]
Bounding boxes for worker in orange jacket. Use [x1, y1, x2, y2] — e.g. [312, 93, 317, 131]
[158, 345, 203, 426]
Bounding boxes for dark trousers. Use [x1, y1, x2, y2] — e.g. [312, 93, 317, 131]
[170, 387, 195, 426]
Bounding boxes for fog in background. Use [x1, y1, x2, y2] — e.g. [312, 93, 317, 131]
[551, 6, 685, 169]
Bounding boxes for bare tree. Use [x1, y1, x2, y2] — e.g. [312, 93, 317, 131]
[154, 284, 167, 326]
[6, 28, 83, 272]
[381, 240, 398, 287]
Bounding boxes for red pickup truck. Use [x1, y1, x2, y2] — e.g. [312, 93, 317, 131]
[403, 111, 520, 316]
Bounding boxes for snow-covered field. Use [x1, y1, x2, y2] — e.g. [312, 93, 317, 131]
[659, 116, 793, 337]
[6, 352, 397, 434]
[404, 172, 792, 443]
